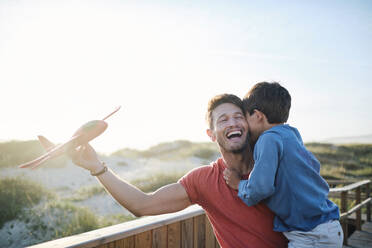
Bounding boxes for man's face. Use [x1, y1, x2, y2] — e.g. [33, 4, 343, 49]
[209, 103, 249, 153]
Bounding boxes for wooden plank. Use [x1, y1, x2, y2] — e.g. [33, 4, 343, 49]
[181, 218, 193, 248]
[194, 215, 206, 248]
[205, 216, 215, 248]
[106, 242, 116, 248]
[348, 230, 372, 248]
[152, 226, 167, 248]
[362, 222, 372, 233]
[115, 236, 135, 248]
[167, 222, 181, 248]
[135, 231, 152, 248]
[96, 244, 108, 248]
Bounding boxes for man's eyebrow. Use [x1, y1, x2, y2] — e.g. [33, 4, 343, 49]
[216, 111, 243, 121]
[234, 111, 244, 116]
[216, 113, 227, 121]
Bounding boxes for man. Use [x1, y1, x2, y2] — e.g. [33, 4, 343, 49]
[43, 94, 287, 248]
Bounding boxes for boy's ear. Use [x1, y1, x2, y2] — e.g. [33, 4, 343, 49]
[254, 110, 268, 123]
[206, 129, 216, 142]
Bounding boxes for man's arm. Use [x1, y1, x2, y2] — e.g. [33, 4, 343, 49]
[71, 144, 192, 217]
[96, 170, 191, 216]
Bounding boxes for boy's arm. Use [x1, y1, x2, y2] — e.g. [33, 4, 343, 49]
[238, 133, 283, 206]
[223, 168, 241, 189]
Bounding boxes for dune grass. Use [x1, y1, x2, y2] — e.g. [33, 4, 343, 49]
[112, 140, 219, 162]
[307, 143, 372, 180]
[130, 172, 186, 193]
[0, 176, 136, 246]
[68, 185, 106, 201]
[0, 177, 53, 228]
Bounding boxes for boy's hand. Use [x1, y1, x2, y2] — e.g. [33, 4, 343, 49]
[223, 168, 241, 190]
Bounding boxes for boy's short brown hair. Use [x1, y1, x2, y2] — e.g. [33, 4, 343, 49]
[206, 94, 244, 129]
[243, 82, 291, 124]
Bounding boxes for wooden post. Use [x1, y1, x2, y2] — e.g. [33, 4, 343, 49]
[341, 191, 348, 245]
[356, 187, 361, 230]
[367, 183, 371, 222]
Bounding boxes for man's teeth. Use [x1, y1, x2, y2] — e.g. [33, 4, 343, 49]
[227, 131, 242, 138]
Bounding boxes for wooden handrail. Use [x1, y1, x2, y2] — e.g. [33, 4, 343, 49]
[329, 179, 372, 246]
[29, 205, 206, 248]
[330, 180, 370, 193]
[340, 197, 372, 219]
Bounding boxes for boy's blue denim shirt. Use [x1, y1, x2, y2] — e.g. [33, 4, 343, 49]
[238, 124, 340, 232]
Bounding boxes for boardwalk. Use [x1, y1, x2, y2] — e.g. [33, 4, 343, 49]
[29, 179, 372, 248]
[344, 222, 372, 248]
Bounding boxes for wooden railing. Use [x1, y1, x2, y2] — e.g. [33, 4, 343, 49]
[30, 180, 372, 248]
[329, 179, 371, 245]
[29, 205, 219, 248]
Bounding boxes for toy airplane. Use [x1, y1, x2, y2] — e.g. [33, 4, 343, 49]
[18, 106, 121, 169]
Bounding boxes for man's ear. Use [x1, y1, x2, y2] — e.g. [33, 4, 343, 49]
[206, 129, 216, 142]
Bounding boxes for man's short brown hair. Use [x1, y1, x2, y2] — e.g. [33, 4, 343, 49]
[206, 94, 244, 129]
[243, 82, 291, 124]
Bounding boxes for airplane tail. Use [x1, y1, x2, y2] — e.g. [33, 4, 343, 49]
[38, 135, 56, 152]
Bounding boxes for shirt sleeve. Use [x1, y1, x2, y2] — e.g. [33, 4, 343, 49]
[238, 132, 283, 206]
[178, 166, 205, 205]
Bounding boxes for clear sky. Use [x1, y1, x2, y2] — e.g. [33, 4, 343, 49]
[1, 0, 371, 153]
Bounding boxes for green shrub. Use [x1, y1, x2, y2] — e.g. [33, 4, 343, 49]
[20, 200, 100, 244]
[46, 201, 100, 238]
[131, 172, 185, 192]
[0, 177, 52, 228]
[112, 140, 218, 161]
[349, 167, 372, 178]
[320, 164, 346, 181]
[68, 185, 106, 201]
[101, 214, 137, 227]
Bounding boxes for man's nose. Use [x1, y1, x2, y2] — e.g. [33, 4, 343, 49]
[226, 118, 238, 127]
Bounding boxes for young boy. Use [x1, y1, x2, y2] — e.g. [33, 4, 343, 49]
[223, 82, 343, 247]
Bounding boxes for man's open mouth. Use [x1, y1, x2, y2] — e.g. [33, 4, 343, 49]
[226, 130, 242, 139]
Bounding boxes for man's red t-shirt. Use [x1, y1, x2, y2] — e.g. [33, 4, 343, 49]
[178, 158, 287, 248]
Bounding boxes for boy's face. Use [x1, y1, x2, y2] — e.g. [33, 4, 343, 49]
[245, 110, 263, 144]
